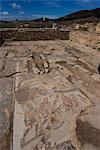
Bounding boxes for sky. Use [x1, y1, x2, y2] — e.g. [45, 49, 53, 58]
[0, 0, 100, 20]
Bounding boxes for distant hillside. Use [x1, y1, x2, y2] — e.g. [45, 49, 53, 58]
[19, 7, 100, 25]
[55, 8, 100, 24]
[0, 8, 100, 28]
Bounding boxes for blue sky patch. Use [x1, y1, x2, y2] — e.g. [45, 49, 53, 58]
[0, 0, 100, 20]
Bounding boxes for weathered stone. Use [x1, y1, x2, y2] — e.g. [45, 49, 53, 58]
[15, 87, 31, 105]
[0, 59, 16, 77]
[0, 134, 10, 150]
[0, 78, 13, 150]
[76, 119, 100, 149]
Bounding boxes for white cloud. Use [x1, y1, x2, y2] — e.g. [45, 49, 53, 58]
[0, 11, 9, 16]
[43, 0, 61, 7]
[46, 1, 60, 7]
[78, 0, 92, 3]
[81, 0, 90, 2]
[0, 5, 2, 10]
[32, 14, 42, 18]
[32, 14, 58, 19]
[23, 0, 31, 2]
[12, 3, 21, 9]
[18, 11, 24, 15]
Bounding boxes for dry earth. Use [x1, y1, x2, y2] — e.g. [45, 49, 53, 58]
[0, 40, 100, 150]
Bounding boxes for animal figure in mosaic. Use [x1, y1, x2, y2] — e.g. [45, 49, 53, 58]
[34, 140, 76, 150]
[20, 98, 64, 146]
[56, 140, 76, 150]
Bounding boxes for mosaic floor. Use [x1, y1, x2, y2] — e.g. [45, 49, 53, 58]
[0, 40, 100, 150]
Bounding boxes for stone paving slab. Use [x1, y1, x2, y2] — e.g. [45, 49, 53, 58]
[0, 78, 13, 150]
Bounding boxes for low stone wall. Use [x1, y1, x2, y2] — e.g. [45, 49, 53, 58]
[0, 29, 69, 41]
[0, 33, 4, 46]
[69, 29, 100, 50]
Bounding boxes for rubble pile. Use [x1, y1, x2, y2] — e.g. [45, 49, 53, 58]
[69, 23, 100, 50]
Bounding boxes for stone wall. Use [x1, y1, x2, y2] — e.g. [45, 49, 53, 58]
[0, 29, 69, 41]
[96, 23, 100, 33]
[0, 33, 4, 46]
[69, 29, 100, 50]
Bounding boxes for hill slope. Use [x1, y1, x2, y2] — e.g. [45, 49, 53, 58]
[56, 8, 100, 21]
